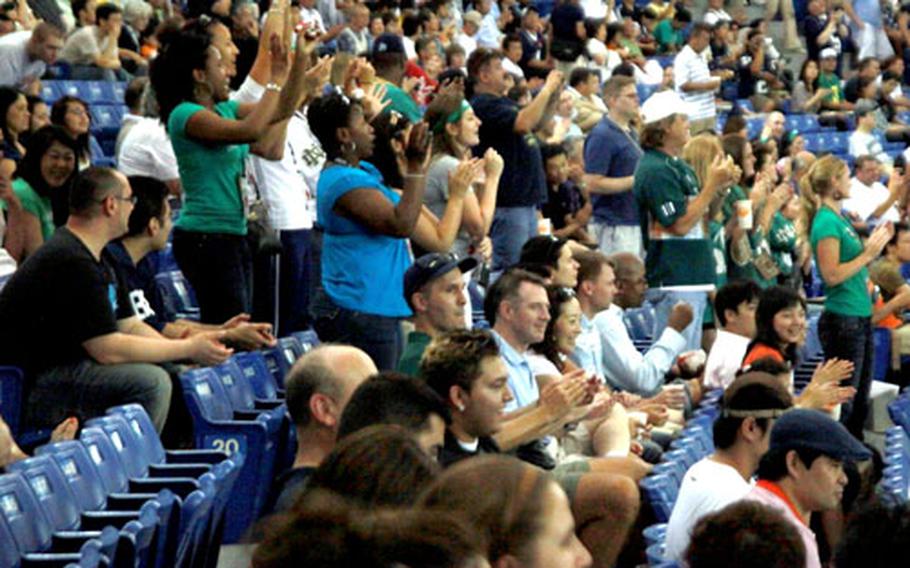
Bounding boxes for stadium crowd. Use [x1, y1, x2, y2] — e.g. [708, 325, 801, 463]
[4, 0, 910, 565]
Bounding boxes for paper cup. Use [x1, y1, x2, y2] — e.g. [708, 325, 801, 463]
[735, 200, 753, 230]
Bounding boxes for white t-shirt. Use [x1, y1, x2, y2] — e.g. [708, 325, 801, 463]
[703, 8, 733, 26]
[674, 45, 716, 121]
[61, 25, 113, 66]
[117, 117, 180, 183]
[232, 77, 325, 230]
[844, 177, 901, 222]
[455, 32, 477, 60]
[664, 458, 753, 562]
[0, 31, 46, 90]
[849, 130, 891, 165]
[502, 56, 525, 78]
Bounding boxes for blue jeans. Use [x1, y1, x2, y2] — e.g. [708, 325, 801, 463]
[311, 289, 403, 371]
[644, 289, 708, 352]
[818, 312, 873, 439]
[27, 360, 172, 432]
[490, 206, 538, 272]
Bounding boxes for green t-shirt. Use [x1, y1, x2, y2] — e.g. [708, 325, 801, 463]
[634, 149, 714, 289]
[5, 178, 55, 240]
[810, 205, 872, 317]
[381, 80, 422, 124]
[397, 331, 432, 376]
[653, 20, 681, 53]
[168, 100, 249, 235]
[769, 212, 796, 277]
[722, 186, 775, 288]
[818, 72, 843, 104]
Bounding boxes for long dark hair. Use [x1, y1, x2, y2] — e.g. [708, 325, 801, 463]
[0, 86, 23, 145]
[307, 93, 363, 162]
[746, 286, 807, 365]
[149, 29, 212, 126]
[530, 285, 578, 371]
[799, 58, 819, 92]
[49, 96, 90, 161]
[19, 125, 79, 226]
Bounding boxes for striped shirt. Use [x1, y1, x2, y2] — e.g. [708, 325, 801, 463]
[674, 45, 716, 121]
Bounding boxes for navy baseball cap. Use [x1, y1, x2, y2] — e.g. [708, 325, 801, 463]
[770, 409, 871, 462]
[403, 253, 478, 308]
[372, 33, 406, 57]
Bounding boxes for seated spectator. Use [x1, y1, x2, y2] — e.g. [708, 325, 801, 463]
[869, 223, 910, 335]
[519, 235, 581, 288]
[539, 145, 593, 243]
[50, 96, 92, 170]
[653, 7, 691, 54]
[228, 3, 257, 90]
[844, 155, 904, 224]
[792, 59, 830, 115]
[665, 371, 793, 561]
[475, 0, 504, 50]
[419, 456, 593, 568]
[336, 371, 451, 458]
[254, 491, 484, 568]
[106, 176, 275, 349]
[573, 251, 691, 395]
[24, 94, 49, 139]
[634, 90, 735, 350]
[398, 252, 477, 375]
[500, 33, 524, 79]
[468, 48, 560, 271]
[0, 87, 28, 165]
[742, 286, 806, 369]
[743, 409, 872, 568]
[61, 3, 130, 81]
[517, 6, 550, 80]
[818, 48, 853, 112]
[737, 28, 785, 101]
[849, 102, 893, 177]
[686, 501, 806, 568]
[116, 111, 180, 194]
[454, 10, 481, 60]
[337, 3, 372, 56]
[758, 111, 786, 146]
[703, 0, 733, 26]
[0, 413, 78, 470]
[0, 168, 232, 433]
[567, 67, 606, 133]
[114, 77, 147, 159]
[267, 344, 376, 515]
[119, 0, 152, 77]
[584, 20, 621, 84]
[0, 22, 64, 94]
[704, 279, 761, 389]
[843, 57, 880, 104]
[2, 125, 78, 262]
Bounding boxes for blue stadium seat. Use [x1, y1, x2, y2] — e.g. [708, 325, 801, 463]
[289, 329, 320, 353]
[639, 473, 678, 522]
[231, 352, 284, 401]
[260, 337, 303, 388]
[89, 105, 122, 138]
[179, 368, 278, 542]
[154, 271, 200, 322]
[39, 81, 64, 103]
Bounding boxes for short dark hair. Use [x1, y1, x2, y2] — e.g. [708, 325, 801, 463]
[741, 356, 791, 377]
[714, 279, 761, 327]
[887, 221, 910, 247]
[690, 21, 712, 38]
[421, 330, 501, 403]
[124, 77, 148, 112]
[467, 47, 501, 79]
[713, 374, 792, 450]
[124, 176, 168, 237]
[569, 67, 595, 88]
[416, 34, 436, 55]
[337, 372, 451, 440]
[540, 142, 566, 162]
[574, 250, 612, 289]
[674, 7, 692, 22]
[285, 346, 345, 427]
[603, 74, 635, 99]
[686, 501, 806, 567]
[483, 268, 547, 325]
[69, 167, 124, 216]
[96, 3, 122, 22]
[501, 32, 521, 50]
[756, 446, 825, 481]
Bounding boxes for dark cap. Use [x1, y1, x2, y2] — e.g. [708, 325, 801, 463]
[854, 99, 878, 119]
[770, 409, 872, 462]
[403, 253, 479, 308]
[372, 33, 406, 57]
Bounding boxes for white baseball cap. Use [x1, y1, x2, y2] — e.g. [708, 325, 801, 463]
[819, 47, 838, 59]
[640, 90, 695, 125]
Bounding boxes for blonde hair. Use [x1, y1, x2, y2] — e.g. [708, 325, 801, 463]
[682, 133, 724, 187]
[800, 154, 848, 227]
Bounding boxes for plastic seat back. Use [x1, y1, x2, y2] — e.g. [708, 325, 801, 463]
[232, 352, 280, 400]
[84, 414, 150, 479]
[6, 455, 82, 532]
[181, 369, 235, 422]
[154, 271, 200, 321]
[212, 360, 257, 412]
[289, 330, 319, 354]
[34, 440, 109, 513]
[0, 472, 54, 555]
[78, 427, 131, 495]
[106, 404, 167, 467]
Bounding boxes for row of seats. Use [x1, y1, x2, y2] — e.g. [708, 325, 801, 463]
[40, 81, 127, 107]
[1, 404, 239, 568]
[882, 425, 909, 504]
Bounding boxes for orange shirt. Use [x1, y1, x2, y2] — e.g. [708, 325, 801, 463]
[742, 343, 786, 367]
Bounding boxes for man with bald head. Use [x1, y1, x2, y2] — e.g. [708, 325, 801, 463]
[266, 344, 378, 514]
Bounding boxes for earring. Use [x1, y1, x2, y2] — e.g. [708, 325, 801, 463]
[456, 403, 466, 412]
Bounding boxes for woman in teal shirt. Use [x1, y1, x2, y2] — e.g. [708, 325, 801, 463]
[150, 21, 316, 323]
[805, 155, 892, 438]
[1, 126, 77, 262]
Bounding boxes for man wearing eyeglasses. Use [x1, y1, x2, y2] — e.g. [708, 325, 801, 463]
[397, 252, 477, 376]
[0, 168, 232, 436]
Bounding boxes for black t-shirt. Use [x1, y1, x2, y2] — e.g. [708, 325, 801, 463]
[0, 228, 132, 381]
[551, 3, 585, 41]
[470, 93, 547, 208]
[541, 181, 586, 230]
[737, 50, 773, 99]
[104, 241, 169, 332]
[843, 76, 861, 103]
[439, 429, 501, 468]
[265, 466, 317, 515]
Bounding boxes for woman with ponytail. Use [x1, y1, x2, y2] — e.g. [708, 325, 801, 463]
[804, 154, 893, 438]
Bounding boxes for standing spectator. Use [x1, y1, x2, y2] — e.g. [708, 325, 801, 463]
[229, 2, 259, 89]
[765, 0, 802, 52]
[475, 0, 503, 49]
[634, 90, 736, 350]
[540, 144, 593, 243]
[737, 28, 785, 101]
[60, 3, 129, 81]
[844, 155, 904, 224]
[584, 75, 643, 257]
[805, 155, 892, 438]
[518, 6, 549, 80]
[307, 92, 431, 371]
[654, 7, 691, 54]
[468, 48, 561, 271]
[846, 0, 894, 59]
[337, 3, 372, 56]
[804, 0, 848, 68]
[373, 33, 422, 123]
[674, 23, 732, 135]
[549, 0, 586, 74]
[150, 25, 312, 325]
[0, 23, 64, 94]
[567, 67, 605, 132]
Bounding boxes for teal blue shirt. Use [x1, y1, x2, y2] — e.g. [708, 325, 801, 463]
[810, 205, 872, 317]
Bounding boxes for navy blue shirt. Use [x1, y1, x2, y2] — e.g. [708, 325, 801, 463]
[471, 93, 547, 207]
[104, 240, 168, 332]
[584, 116, 642, 225]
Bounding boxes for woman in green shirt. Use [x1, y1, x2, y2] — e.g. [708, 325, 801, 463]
[2, 125, 77, 262]
[805, 155, 892, 438]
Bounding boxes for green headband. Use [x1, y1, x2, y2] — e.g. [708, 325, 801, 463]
[433, 100, 472, 134]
